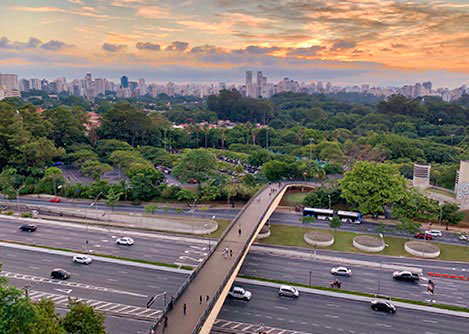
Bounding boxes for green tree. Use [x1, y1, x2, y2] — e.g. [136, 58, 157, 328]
[104, 188, 122, 211]
[80, 160, 113, 181]
[43, 106, 87, 147]
[440, 203, 464, 230]
[38, 167, 64, 195]
[176, 188, 198, 205]
[0, 168, 20, 200]
[128, 167, 164, 201]
[329, 216, 342, 236]
[397, 218, 422, 238]
[144, 204, 159, 214]
[62, 299, 106, 334]
[172, 149, 217, 185]
[19, 137, 64, 168]
[393, 188, 439, 222]
[30, 299, 66, 334]
[261, 160, 289, 181]
[339, 161, 407, 215]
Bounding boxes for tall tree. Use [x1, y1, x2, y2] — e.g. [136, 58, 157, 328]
[339, 161, 407, 215]
[62, 300, 106, 334]
[440, 203, 464, 230]
[172, 149, 217, 185]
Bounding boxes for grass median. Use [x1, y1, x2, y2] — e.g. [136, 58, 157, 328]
[258, 224, 469, 262]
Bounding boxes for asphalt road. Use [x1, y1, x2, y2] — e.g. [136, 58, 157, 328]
[2, 217, 469, 307]
[2, 248, 468, 334]
[5, 196, 468, 246]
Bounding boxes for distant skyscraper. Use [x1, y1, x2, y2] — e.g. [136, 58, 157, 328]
[95, 78, 105, 96]
[129, 81, 138, 92]
[245, 71, 252, 86]
[423, 81, 432, 91]
[167, 82, 175, 97]
[0, 73, 20, 99]
[138, 78, 146, 96]
[120, 75, 129, 88]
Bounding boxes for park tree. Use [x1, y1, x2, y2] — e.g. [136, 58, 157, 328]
[96, 139, 133, 163]
[62, 300, 106, 334]
[38, 167, 64, 195]
[176, 188, 199, 205]
[339, 161, 407, 215]
[397, 219, 422, 238]
[19, 137, 64, 168]
[128, 166, 164, 201]
[104, 188, 122, 211]
[0, 168, 21, 200]
[261, 160, 289, 181]
[393, 188, 439, 222]
[440, 203, 464, 230]
[80, 160, 113, 181]
[172, 149, 217, 185]
[42, 106, 87, 147]
[329, 216, 342, 236]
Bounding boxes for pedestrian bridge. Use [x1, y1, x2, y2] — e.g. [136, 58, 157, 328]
[150, 182, 315, 334]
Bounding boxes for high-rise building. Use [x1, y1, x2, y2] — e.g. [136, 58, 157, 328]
[120, 75, 129, 88]
[245, 71, 252, 86]
[167, 82, 175, 97]
[138, 78, 146, 96]
[129, 81, 138, 92]
[95, 78, 105, 96]
[0, 73, 20, 98]
[20, 79, 30, 92]
[30, 78, 41, 91]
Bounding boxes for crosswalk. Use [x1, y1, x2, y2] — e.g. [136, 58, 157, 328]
[213, 319, 312, 334]
[28, 290, 161, 320]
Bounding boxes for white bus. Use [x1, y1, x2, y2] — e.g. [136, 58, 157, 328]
[303, 207, 334, 221]
[337, 210, 362, 224]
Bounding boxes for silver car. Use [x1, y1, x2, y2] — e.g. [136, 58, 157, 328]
[331, 266, 352, 276]
[228, 286, 252, 301]
[278, 285, 299, 298]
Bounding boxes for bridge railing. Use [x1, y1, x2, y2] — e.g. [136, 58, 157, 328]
[148, 186, 268, 333]
[192, 183, 286, 334]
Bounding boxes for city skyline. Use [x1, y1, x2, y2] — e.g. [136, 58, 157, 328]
[0, 0, 468, 87]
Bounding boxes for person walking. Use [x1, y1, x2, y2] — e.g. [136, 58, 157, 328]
[163, 316, 168, 332]
[183, 303, 187, 315]
[229, 249, 233, 257]
[199, 295, 202, 304]
[206, 295, 209, 303]
[238, 228, 242, 236]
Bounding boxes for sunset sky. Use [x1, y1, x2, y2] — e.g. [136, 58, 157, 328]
[0, 0, 468, 87]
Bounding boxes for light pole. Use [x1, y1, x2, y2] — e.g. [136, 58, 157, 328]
[377, 233, 388, 297]
[328, 195, 331, 210]
[85, 192, 103, 254]
[16, 185, 25, 210]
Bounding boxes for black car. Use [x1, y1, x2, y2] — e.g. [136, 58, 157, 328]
[392, 270, 419, 282]
[371, 300, 396, 313]
[19, 224, 37, 232]
[50, 269, 71, 280]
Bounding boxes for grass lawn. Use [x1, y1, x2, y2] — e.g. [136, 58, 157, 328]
[282, 191, 311, 206]
[209, 219, 231, 238]
[259, 224, 469, 262]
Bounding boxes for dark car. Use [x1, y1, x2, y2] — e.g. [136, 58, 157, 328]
[50, 269, 71, 280]
[392, 270, 420, 282]
[19, 224, 37, 232]
[371, 300, 396, 313]
[414, 232, 432, 240]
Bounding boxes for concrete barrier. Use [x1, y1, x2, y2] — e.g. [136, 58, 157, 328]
[304, 231, 334, 247]
[405, 241, 440, 258]
[352, 235, 385, 253]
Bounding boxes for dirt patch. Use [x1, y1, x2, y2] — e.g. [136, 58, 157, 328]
[406, 241, 440, 253]
[354, 235, 384, 247]
[305, 231, 333, 242]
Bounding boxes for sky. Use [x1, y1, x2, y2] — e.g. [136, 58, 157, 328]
[0, 0, 468, 87]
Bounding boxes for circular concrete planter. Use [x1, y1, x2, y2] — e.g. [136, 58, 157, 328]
[257, 225, 271, 240]
[304, 231, 334, 247]
[405, 241, 440, 258]
[353, 235, 385, 253]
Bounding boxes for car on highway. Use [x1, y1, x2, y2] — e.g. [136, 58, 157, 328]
[425, 230, 442, 237]
[49, 197, 61, 203]
[370, 300, 396, 313]
[19, 224, 37, 232]
[228, 286, 252, 301]
[73, 255, 92, 265]
[50, 268, 71, 280]
[278, 285, 300, 298]
[392, 270, 419, 282]
[330, 266, 352, 276]
[414, 232, 432, 240]
[459, 234, 468, 241]
[116, 237, 134, 245]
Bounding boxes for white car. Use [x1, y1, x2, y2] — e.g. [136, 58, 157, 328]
[278, 285, 300, 298]
[228, 286, 252, 301]
[331, 266, 352, 276]
[73, 255, 92, 265]
[425, 230, 442, 237]
[116, 237, 134, 245]
[459, 234, 468, 241]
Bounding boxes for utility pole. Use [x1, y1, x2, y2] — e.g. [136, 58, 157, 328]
[309, 138, 313, 162]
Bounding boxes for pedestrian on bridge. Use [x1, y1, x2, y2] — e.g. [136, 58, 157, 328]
[183, 303, 187, 315]
[200, 295, 202, 304]
[229, 249, 233, 257]
[238, 227, 242, 236]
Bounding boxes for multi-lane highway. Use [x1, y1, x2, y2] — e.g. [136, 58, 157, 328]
[2, 247, 468, 334]
[4, 196, 468, 245]
[2, 216, 469, 307]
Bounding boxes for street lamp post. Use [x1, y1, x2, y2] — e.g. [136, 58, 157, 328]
[377, 233, 389, 297]
[85, 192, 103, 253]
[328, 195, 331, 210]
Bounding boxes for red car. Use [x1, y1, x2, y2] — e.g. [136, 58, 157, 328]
[49, 197, 61, 203]
[414, 232, 432, 240]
